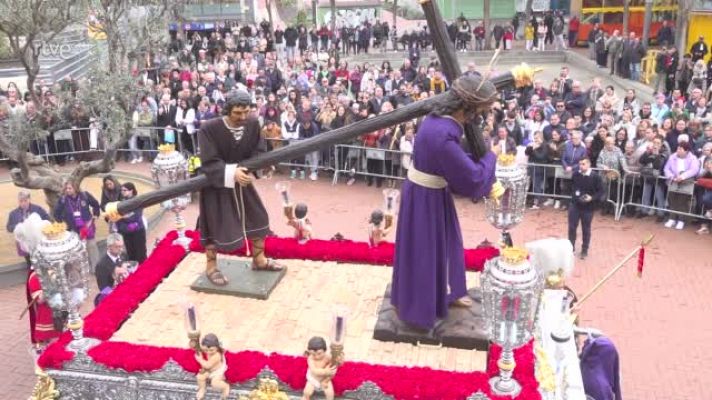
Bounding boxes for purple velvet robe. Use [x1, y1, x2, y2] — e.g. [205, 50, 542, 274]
[580, 337, 622, 400]
[391, 114, 496, 329]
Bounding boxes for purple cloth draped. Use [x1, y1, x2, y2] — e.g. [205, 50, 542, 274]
[580, 336, 622, 400]
[391, 114, 496, 329]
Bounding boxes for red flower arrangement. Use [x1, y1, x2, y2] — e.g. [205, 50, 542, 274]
[38, 231, 540, 399]
[187, 231, 499, 272]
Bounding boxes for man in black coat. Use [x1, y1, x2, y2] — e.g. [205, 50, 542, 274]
[95, 233, 129, 291]
[156, 94, 177, 145]
[656, 20, 674, 47]
[568, 158, 605, 259]
[284, 25, 298, 61]
[690, 35, 709, 62]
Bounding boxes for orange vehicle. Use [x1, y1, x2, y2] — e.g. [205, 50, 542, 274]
[576, 0, 677, 46]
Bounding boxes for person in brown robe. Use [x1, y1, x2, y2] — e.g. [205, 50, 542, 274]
[198, 91, 285, 286]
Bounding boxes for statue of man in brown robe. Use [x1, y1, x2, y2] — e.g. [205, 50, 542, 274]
[197, 91, 285, 286]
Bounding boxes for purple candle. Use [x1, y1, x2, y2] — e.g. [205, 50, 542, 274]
[335, 316, 344, 343]
[187, 306, 197, 331]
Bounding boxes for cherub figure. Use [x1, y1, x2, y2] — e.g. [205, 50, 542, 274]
[195, 333, 230, 400]
[368, 210, 392, 247]
[287, 203, 312, 244]
[302, 336, 337, 400]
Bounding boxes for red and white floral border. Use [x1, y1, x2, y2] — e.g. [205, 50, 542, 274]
[38, 231, 540, 399]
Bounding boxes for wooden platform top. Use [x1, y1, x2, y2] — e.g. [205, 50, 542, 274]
[111, 252, 487, 372]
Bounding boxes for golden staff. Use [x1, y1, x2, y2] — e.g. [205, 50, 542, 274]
[571, 234, 654, 314]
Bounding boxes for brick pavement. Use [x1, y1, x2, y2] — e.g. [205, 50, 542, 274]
[1, 163, 710, 399]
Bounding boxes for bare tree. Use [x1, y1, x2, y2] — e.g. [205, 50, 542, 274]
[0, 1, 173, 212]
[0, 0, 82, 107]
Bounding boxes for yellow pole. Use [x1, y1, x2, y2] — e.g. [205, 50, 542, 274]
[572, 234, 654, 313]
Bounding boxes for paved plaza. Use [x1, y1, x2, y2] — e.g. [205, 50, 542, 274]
[1, 159, 710, 399]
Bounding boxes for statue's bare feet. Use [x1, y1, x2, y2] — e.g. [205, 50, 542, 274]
[451, 296, 473, 308]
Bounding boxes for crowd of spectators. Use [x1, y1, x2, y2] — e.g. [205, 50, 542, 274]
[0, 15, 711, 239]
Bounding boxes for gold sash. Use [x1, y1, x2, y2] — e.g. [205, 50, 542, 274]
[407, 166, 447, 189]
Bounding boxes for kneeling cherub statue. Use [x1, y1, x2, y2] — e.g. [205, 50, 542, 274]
[195, 333, 230, 400]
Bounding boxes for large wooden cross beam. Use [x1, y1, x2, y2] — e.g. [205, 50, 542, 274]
[109, 1, 536, 218]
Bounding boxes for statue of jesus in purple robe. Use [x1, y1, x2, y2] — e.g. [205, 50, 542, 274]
[391, 77, 498, 329]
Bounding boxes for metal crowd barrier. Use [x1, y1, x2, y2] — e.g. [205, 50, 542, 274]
[264, 138, 335, 175]
[524, 162, 622, 215]
[618, 170, 712, 222]
[332, 144, 408, 185]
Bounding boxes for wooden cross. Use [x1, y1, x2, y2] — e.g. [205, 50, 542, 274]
[109, 1, 535, 218]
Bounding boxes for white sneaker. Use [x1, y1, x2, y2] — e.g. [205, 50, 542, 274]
[705, 210, 712, 219]
[543, 199, 555, 207]
[554, 200, 561, 209]
[530, 203, 540, 210]
[137, 157, 143, 163]
[290, 170, 296, 179]
[130, 158, 138, 164]
[675, 221, 685, 230]
[664, 219, 676, 228]
[309, 172, 318, 181]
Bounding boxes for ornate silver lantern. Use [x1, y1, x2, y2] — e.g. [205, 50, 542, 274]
[31, 223, 97, 352]
[151, 144, 192, 249]
[482, 247, 543, 397]
[485, 154, 529, 247]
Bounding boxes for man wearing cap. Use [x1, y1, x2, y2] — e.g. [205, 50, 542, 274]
[691, 35, 708, 63]
[197, 91, 284, 286]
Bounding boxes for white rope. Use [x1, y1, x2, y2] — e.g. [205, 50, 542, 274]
[232, 182, 251, 257]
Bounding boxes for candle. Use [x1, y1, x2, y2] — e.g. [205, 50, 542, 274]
[335, 316, 344, 343]
[281, 190, 289, 204]
[187, 306, 197, 331]
[386, 196, 393, 211]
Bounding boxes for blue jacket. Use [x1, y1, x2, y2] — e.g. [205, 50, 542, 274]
[6, 203, 50, 233]
[561, 141, 588, 172]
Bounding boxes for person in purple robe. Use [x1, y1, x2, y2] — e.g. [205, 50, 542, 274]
[391, 75, 498, 330]
[580, 336, 622, 400]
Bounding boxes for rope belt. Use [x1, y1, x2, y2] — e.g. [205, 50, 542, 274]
[407, 166, 448, 189]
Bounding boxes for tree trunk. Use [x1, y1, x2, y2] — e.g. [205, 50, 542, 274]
[43, 188, 61, 216]
[623, 0, 630, 36]
[266, 0, 275, 40]
[676, 0, 691, 56]
[483, 0, 491, 50]
[331, 0, 336, 35]
[392, 0, 397, 33]
[523, 0, 534, 38]
[312, 0, 318, 28]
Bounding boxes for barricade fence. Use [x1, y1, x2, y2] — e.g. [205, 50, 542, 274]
[11, 136, 712, 224]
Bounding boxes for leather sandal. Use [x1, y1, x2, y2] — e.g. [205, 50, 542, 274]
[251, 259, 285, 271]
[206, 269, 228, 286]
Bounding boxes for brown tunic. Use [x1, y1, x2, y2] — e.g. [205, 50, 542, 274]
[197, 117, 270, 251]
